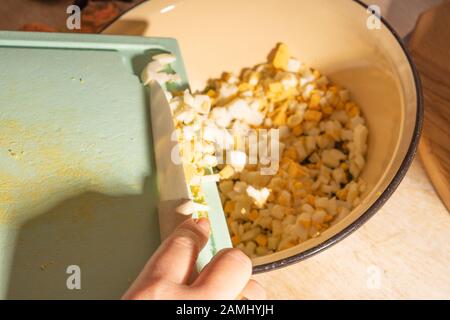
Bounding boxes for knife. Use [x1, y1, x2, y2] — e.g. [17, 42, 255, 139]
[149, 81, 232, 270]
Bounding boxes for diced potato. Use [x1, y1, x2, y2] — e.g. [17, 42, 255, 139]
[270, 205, 286, 220]
[219, 165, 235, 179]
[304, 110, 322, 122]
[255, 234, 268, 247]
[272, 220, 283, 236]
[272, 43, 290, 70]
[297, 212, 312, 229]
[268, 236, 280, 250]
[231, 235, 240, 246]
[241, 227, 261, 242]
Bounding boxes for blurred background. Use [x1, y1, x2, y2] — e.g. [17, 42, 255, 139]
[0, 0, 146, 33]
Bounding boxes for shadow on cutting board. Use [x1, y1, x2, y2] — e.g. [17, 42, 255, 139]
[5, 176, 160, 300]
[3, 68, 161, 299]
[4, 83, 160, 299]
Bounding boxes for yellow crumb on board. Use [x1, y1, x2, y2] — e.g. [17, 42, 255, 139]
[0, 119, 111, 225]
[39, 261, 55, 271]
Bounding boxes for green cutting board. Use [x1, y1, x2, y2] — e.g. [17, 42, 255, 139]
[0, 31, 191, 299]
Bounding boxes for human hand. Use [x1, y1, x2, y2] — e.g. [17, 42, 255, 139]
[122, 218, 266, 300]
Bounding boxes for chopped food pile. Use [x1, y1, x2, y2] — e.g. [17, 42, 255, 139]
[142, 43, 369, 258]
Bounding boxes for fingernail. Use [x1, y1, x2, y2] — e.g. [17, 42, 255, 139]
[195, 218, 210, 233]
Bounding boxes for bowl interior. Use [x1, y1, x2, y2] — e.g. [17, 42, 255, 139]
[106, 0, 419, 267]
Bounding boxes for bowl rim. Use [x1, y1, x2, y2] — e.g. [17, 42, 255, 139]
[102, 0, 424, 274]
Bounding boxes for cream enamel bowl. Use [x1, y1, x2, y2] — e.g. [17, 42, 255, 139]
[105, 0, 423, 273]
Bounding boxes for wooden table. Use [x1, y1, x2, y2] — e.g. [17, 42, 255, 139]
[104, 0, 450, 299]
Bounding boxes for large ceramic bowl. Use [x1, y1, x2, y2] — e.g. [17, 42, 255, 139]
[105, 0, 423, 273]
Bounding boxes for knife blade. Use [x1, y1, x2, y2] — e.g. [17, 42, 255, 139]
[150, 81, 190, 202]
[149, 80, 232, 270]
[150, 81, 193, 240]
